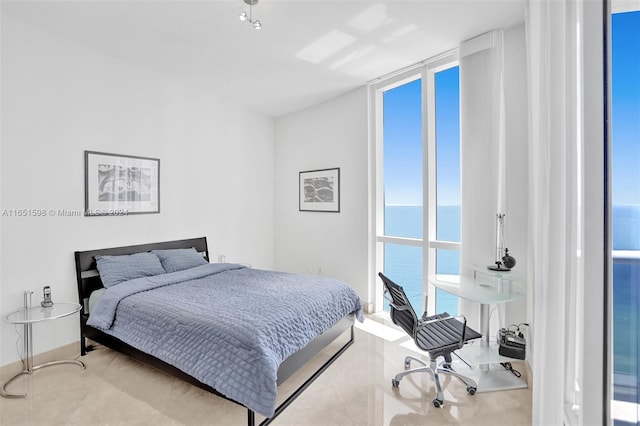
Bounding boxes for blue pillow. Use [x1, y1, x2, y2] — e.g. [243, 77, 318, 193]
[95, 252, 166, 288]
[152, 248, 208, 273]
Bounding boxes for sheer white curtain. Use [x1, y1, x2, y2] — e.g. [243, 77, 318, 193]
[459, 30, 506, 330]
[526, 1, 575, 423]
[526, 0, 606, 424]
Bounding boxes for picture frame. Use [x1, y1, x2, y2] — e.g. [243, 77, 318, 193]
[84, 151, 160, 216]
[299, 168, 340, 213]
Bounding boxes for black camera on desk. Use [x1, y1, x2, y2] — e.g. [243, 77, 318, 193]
[498, 327, 526, 360]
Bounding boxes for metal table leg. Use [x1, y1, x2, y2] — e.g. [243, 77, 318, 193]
[1, 323, 85, 398]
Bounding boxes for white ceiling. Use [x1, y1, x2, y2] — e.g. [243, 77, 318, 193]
[2, 0, 525, 117]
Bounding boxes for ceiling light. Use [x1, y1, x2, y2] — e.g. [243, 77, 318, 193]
[239, 0, 262, 30]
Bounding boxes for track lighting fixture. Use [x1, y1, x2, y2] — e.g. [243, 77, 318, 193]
[239, 0, 262, 30]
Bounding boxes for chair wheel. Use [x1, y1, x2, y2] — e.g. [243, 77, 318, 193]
[391, 378, 400, 388]
[467, 386, 477, 395]
[432, 398, 443, 408]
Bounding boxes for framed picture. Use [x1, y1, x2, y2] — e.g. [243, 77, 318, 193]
[299, 168, 340, 212]
[84, 151, 160, 216]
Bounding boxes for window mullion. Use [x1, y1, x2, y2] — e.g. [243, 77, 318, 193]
[424, 66, 437, 314]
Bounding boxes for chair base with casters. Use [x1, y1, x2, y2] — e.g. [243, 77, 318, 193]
[379, 272, 482, 408]
[391, 354, 478, 408]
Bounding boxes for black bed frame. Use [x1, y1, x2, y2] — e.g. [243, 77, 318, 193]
[74, 237, 355, 426]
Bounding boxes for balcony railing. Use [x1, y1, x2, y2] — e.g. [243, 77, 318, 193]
[612, 250, 639, 425]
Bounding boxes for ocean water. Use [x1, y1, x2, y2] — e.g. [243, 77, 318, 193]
[383, 205, 460, 315]
[383, 204, 640, 384]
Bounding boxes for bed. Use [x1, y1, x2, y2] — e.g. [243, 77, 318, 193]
[74, 237, 362, 426]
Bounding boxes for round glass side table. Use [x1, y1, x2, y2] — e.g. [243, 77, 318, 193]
[1, 300, 86, 398]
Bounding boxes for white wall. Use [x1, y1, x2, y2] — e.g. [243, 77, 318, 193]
[274, 87, 369, 300]
[0, 16, 275, 367]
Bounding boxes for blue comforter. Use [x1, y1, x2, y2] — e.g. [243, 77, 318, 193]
[87, 263, 363, 417]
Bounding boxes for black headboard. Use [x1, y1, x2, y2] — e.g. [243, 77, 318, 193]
[74, 237, 209, 314]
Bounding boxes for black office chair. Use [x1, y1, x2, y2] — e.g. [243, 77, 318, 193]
[378, 272, 482, 407]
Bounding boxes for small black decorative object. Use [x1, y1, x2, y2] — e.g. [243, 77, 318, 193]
[40, 286, 53, 308]
[487, 213, 517, 272]
[502, 248, 517, 269]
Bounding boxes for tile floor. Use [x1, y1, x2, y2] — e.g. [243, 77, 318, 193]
[0, 317, 531, 426]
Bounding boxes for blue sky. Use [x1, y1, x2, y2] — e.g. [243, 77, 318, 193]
[383, 67, 460, 206]
[383, 78, 422, 206]
[612, 11, 640, 206]
[435, 67, 461, 207]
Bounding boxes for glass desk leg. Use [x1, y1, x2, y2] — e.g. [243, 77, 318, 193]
[479, 303, 491, 371]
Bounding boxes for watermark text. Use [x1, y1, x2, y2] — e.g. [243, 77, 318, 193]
[1, 208, 129, 217]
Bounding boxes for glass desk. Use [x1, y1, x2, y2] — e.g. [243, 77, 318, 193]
[1, 301, 86, 398]
[428, 272, 527, 392]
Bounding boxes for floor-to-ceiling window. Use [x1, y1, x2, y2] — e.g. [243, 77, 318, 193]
[381, 78, 423, 311]
[373, 52, 460, 315]
[433, 66, 461, 315]
[611, 9, 640, 426]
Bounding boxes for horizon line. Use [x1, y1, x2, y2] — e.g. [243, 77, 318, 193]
[384, 203, 640, 207]
[385, 204, 460, 207]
